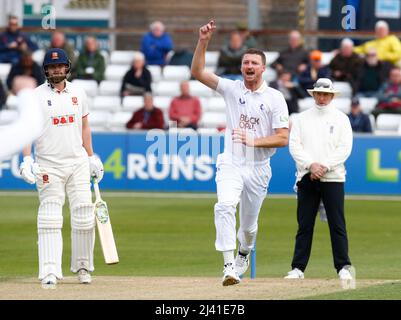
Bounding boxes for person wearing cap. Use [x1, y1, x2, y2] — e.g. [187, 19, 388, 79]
[18, 48, 104, 288]
[298, 50, 331, 95]
[329, 38, 363, 88]
[348, 98, 373, 133]
[354, 20, 401, 66]
[284, 78, 354, 283]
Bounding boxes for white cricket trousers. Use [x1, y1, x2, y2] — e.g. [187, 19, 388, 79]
[214, 153, 272, 252]
[36, 158, 95, 280]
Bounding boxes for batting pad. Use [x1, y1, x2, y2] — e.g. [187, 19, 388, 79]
[37, 201, 63, 279]
[70, 204, 95, 273]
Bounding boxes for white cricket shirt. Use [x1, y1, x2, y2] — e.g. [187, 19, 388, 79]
[216, 77, 289, 164]
[34, 81, 90, 167]
[289, 103, 353, 182]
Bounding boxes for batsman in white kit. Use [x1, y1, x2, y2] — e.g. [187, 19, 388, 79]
[19, 48, 104, 287]
[192, 21, 289, 286]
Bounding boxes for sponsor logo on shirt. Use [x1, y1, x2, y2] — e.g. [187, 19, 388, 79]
[239, 114, 260, 130]
[72, 97, 78, 105]
[238, 97, 246, 105]
[47, 100, 52, 106]
[52, 114, 75, 126]
[280, 115, 289, 123]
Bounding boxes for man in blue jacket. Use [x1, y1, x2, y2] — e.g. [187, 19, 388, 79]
[141, 21, 173, 66]
[0, 15, 38, 64]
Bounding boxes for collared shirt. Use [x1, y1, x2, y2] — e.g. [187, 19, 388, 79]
[33, 81, 89, 167]
[216, 77, 289, 164]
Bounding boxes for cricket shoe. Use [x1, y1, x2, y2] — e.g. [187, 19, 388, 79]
[41, 274, 57, 289]
[222, 263, 240, 286]
[284, 268, 304, 279]
[235, 252, 249, 276]
[339, 265, 355, 289]
[78, 269, 92, 284]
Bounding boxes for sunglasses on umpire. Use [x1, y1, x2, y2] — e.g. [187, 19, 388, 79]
[313, 82, 331, 89]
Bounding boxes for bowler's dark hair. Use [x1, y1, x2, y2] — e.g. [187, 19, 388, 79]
[241, 48, 266, 66]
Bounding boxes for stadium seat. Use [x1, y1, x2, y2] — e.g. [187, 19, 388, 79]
[262, 67, 277, 83]
[298, 97, 315, 112]
[153, 96, 172, 111]
[5, 94, 18, 110]
[359, 97, 378, 114]
[0, 63, 11, 82]
[71, 79, 98, 97]
[105, 65, 130, 81]
[205, 51, 219, 67]
[197, 127, 219, 135]
[32, 49, 45, 65]
[148, 65, 162, 82]
[369, 114, 376, 132]
[109, 50, 138, 65]
[208, 97, 226, 112]
[334, 97, 351, 114]
[264, 51, 279, 65]
[89, 110, 112, 130]
[201, 112, 226, 128]
[375, 114, 401, 134]
[109, 111, 132, 131]
[162, 65, 191, 81]
[188, 80, 213, 97]
[99, 80, 121, 96]
[122, 96, 143, 111]
[100, 50, 110, 64]
[153, 81, 180, 97]
[92, 96, 121, 111]
[168, 127, 196, 134]
[333, 81, 353, 98]
[0, 110, 18, 124]
[322, 52, 335, 65]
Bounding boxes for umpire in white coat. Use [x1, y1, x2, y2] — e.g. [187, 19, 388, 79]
[285, 78, 354, 281]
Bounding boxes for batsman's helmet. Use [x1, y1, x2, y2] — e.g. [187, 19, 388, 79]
[42, 48, 71, 79]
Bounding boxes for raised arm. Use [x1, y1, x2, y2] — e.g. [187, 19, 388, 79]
[191, 20, 219, 90]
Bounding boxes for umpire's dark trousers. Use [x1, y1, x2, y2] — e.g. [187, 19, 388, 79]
[291, 173, 351, 273]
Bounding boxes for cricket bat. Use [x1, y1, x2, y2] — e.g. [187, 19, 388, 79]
[93, 179, 119, 264]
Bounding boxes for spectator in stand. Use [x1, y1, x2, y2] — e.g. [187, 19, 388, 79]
[216, 31, 248, 80]
[270, 70, 306, 114]
[141, 21, 174, 66]
[354, 20, 401, 66]
[126, 93, 165, 130]
[271, 30, 309, 76]
[347, 97, 373, 133]
[354, 48, 392, 98]
[372, 67, 401, 118]
[6, 51, 45, 90]
[0, 15, 38, 64]
[48, 31, 76, 67]
[329, 38, 363, 90]
[73, 36, 105, 83]
[168, 47, 193, 68]
[235, 22, 258, 49]
[298, 50, 331, 95]
[0, 80, 6, 110]
[168, 80, 202, 129]
[120, 52, 152, 99]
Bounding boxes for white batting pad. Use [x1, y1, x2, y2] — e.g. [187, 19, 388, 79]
[70, 203, 95, 273]
[37, 201, 63, 280]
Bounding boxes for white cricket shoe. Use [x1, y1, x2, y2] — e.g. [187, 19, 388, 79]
[78, 269, 92, 284]
[338, 266, 356, 289]
[235, 252, 249, 276]
[222, 263, 240, 286]
[41, 274, 57, 289]
[284, 268, 304, 279]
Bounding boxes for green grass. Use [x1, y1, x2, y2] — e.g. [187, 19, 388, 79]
[0, 193, 400, 299]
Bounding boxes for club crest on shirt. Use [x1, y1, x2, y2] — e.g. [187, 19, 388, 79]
[72, 97, 78, 105]
[43, 174, 49, 184]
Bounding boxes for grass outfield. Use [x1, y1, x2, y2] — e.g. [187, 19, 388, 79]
[0, 193, 400, 299]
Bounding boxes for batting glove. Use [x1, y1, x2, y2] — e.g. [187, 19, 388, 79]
[89, 155, 104, 182]
[19, 155, 40, 184]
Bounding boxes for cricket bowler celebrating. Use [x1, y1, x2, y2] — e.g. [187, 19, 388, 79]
[19, 48, 104, 287]
[191, 21, 289, 286]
